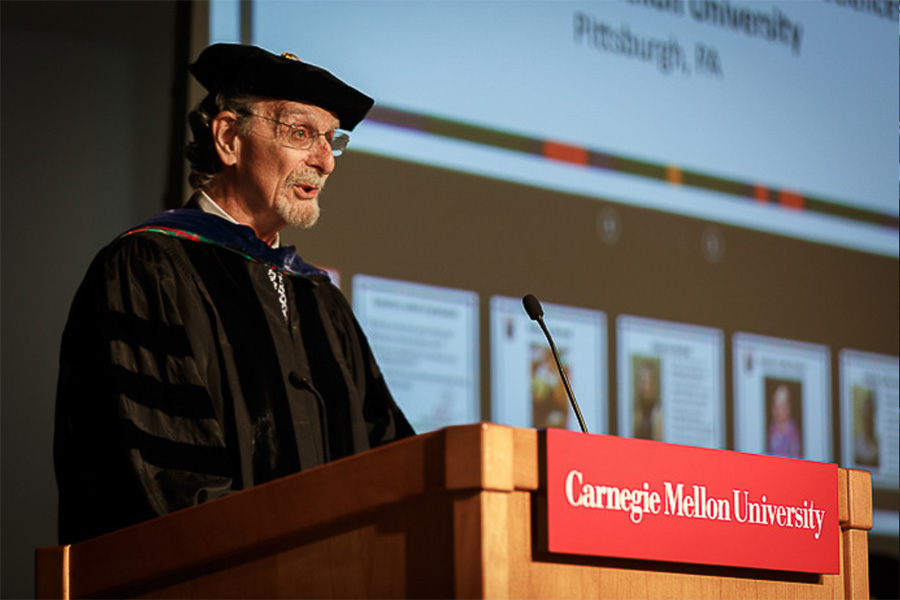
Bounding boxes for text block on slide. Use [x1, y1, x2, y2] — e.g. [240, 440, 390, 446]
[352, 274, 479, 433]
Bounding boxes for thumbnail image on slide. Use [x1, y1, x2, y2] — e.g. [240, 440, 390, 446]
[530, 344, 571, 429]
[491, 295, 607, 433]
[632, 355, 662, 441]
[764, 378, 804, 459]
[733, 332, 830, 461]
[852, 385, 880, 468]
[617, 315, 724, 449]
[839, 350, 897, 489]
[352, 274, 479, 433]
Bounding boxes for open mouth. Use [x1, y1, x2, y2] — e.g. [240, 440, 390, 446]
[294, 183, 318, 198]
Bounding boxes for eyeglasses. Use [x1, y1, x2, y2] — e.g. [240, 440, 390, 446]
[239, 112, 351, 157]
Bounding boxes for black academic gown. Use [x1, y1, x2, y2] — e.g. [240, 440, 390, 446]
[55, 208, 413, 544]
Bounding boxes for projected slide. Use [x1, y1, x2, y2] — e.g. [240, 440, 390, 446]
[216, 0, 899, 255]
[839, 350, 899, 490]
[490, 296, 607, 433]
[617, 315, 724, 448]
[733, 333, 831, 461]
[352, 275, 479, 433]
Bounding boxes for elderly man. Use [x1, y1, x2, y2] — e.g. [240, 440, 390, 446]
[54, 44, 414, 545]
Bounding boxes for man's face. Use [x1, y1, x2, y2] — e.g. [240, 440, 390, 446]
[234, 99, 338, 230]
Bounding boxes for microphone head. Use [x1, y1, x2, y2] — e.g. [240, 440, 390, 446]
[522, 294, 544, 321]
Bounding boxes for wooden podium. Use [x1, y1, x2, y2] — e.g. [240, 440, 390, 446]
[36, 423, 872, 599]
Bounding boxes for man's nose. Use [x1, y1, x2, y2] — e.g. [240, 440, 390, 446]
[306, 135, 335, 174]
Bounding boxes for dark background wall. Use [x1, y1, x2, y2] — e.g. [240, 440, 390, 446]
[1, 2, 181, 597]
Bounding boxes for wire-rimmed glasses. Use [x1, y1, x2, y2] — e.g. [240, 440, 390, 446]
[239, 111, 350, 157]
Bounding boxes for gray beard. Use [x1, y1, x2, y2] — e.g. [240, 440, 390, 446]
[275, 171, 326, 228]
[275, 194, 320, 228]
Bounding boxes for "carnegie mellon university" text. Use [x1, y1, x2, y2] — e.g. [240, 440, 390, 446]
[564, 469, 826, 539]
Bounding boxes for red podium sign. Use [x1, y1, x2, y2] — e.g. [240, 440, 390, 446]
[545, 429, 839, 573]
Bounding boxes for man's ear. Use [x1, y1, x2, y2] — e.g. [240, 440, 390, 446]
[210, 112, 240, 167]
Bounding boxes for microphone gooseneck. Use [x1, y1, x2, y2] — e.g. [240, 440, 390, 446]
[522, 294, 589, 434]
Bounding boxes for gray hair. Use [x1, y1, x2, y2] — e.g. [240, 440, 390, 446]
[185, 93, 262, 190]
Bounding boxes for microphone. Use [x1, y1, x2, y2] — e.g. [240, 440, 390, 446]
[522, 294, 589, 434]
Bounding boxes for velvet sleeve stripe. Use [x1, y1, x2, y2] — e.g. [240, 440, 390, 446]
[102, 310, 194, 357]
[119, 420, 232, 478]
[110, 365, 218, 420]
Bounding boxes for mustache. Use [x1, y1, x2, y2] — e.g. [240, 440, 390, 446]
[287, 170, 327, 189]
